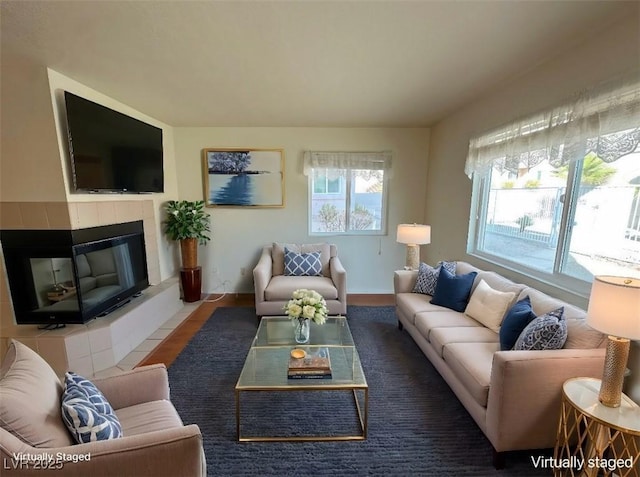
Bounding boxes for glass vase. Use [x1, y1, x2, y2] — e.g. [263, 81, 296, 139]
[294, 318, 310, 344]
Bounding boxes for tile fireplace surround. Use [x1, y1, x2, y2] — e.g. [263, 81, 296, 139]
[0, 199, 185, 377]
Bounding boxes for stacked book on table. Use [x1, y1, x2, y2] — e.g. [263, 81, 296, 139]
[288, 347, 332, 379]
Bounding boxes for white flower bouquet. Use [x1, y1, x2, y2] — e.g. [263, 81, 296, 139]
[284, 289, 328, 325]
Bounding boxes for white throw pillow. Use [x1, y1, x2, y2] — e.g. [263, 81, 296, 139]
[464, 279, 516, 333]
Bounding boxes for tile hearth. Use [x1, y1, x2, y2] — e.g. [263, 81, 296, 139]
[0, 278, 194, 378]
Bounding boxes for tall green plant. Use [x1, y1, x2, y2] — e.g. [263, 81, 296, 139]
[164, 200, 211, 244]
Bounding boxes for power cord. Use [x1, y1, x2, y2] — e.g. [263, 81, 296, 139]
[204, 279, 231, 303]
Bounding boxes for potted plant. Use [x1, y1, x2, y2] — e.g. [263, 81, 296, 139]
[164, 200, 211, 269]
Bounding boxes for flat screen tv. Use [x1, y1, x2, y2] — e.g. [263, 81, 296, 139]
[64, 91, 164, 193]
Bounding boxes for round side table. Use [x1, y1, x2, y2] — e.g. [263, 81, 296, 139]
[554, 377, 640, 477]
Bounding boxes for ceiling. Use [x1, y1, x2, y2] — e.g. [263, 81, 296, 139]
[1, 1, 637, 128]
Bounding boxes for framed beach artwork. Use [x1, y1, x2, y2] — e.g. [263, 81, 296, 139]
[202, 148, 285, 208]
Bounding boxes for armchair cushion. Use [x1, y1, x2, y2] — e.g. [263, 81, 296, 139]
[265, 276, 339, 301]
[61, 372, 123, 444]
[0, 340, 74, 448]
[284, 247, 323, 276]
[115, 400, 183, 436]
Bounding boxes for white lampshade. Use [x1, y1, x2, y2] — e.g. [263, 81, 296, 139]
[586, 276, 640, 340]
[396, 224, 431, 245]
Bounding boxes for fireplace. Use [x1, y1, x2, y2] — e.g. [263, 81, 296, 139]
[1, 221, 149, 326]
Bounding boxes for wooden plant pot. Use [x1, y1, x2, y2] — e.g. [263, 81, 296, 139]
[180, 238, 198, 270]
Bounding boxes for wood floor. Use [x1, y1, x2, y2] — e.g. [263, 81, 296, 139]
[138, 293, 395, 368]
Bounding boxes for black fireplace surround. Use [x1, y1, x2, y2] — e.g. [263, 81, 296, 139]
[1, 221, 149, 326]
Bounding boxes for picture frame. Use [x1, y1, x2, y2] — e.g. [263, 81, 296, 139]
[202, 148, 285, 208]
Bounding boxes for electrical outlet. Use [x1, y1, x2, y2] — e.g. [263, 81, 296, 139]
[240, 267, 246, 276]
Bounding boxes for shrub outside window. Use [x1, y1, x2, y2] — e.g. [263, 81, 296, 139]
[304, 152, 391, 235]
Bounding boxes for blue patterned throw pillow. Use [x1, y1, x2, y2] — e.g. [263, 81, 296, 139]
[61, 372, 123, 444]
[284, 247, 322, 276]
[513, 307, 567, 351]
[413, 261, 457, 295]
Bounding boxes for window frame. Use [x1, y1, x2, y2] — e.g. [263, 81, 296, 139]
[468, 165, 590, 297]
[308, 166, 389, 237]
[468, 139, 640, 298]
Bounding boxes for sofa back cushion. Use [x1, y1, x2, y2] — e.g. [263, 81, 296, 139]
[272, 243, 332, 277]
[520, 287, 606, 349]
[455, 262, 526, 297]
[0, 340, 74, 448]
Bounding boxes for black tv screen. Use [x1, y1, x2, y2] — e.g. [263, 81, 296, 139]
[64, 91, 164, 193]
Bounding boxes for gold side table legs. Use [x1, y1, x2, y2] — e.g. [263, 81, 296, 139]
[554, 378, 640, 477]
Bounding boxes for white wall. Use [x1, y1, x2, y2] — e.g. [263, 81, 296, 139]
[0, 54, 68, 202]
[425, 14, 640, 403]
[174, 127, 430, 294]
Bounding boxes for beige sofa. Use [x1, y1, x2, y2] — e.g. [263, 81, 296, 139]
[253, 243, 347, 316]
[0, 340, 206, 477]
[394, 261, 607, 466]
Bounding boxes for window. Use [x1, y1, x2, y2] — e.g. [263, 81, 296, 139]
[466, 77, 640, 295]
[312, 168, 341, 194]
[304, 151, 391, 235]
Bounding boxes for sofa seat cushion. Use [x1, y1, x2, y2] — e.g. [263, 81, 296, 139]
[264, 275, 338, 301]
[442, 342, 498, 407]
[414, 311, 482, 341]
[115, 400, 183, 437]
[396, 293, 452, 325]
[430, 327, 500, 358]
[0, 340, 74, 448]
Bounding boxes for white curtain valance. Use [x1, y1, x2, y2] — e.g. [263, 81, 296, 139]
[465, 72, 640, 178]
[303, 151, 393, 176]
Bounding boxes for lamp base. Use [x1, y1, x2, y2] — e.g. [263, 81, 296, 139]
[405, 244, 420, 270]
[598, 336, 630, 408]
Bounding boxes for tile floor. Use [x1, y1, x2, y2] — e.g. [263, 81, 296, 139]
[92, 301, 201, 379]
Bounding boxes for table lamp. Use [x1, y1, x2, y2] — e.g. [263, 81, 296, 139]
[586, 275, 640, 407]
[396, 224, 431, 270]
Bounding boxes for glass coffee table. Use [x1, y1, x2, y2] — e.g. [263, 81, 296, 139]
[235, 316, 368, 442]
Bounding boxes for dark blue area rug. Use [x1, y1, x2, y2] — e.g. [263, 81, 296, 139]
[168, 306, 551, 476]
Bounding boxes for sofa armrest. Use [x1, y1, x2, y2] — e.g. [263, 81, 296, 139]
[253, 247, 273, 303]
[92, 364, 170, 410]
[393, 270, 418, 294]
[330, 256, 347, 305]
[486, 348, 606, 452]
[0, 424, 205, 477]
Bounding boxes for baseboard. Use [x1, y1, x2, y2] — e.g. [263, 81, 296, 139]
[202, 293, 395, 307]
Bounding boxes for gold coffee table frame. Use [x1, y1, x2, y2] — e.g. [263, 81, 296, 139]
[235, 316, 369, 442]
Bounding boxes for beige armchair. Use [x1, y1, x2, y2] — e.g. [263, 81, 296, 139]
[253, 242, 347, 316]
[0, 340, 205, 477]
